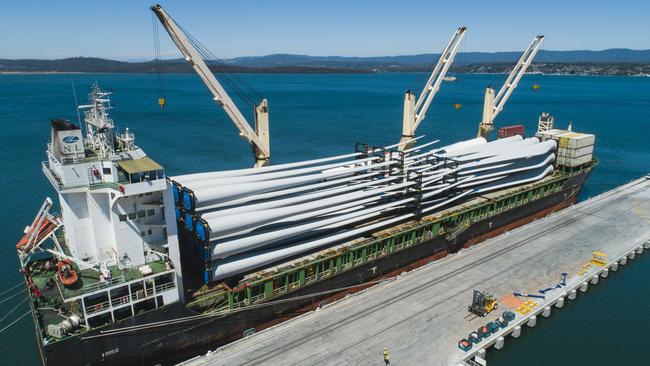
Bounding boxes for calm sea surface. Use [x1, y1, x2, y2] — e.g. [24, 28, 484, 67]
[0, 73, 648, 365]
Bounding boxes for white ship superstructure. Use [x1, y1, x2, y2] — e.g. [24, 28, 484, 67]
[23, 84, 183, 338]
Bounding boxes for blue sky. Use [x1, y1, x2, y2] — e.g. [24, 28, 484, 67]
[1, 0, 648, 60]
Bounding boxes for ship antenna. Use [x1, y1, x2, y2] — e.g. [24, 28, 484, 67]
[71, 80, 83, 130]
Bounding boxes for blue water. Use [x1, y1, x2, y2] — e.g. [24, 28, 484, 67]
[0, 73, 648, 365]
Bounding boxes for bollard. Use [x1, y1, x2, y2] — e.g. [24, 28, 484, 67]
[527, 315, 537, 328]
[511, 325, 521, 338]
[477, 348, 486, 359]
[568, 289, 577, 300]
[637, 246, 643, 255]
[555, 297, 565, 309]
[601, 268, 609, 278]
[495, 336, 505, 350]
[621, 256, 628, 266]
[542, 306, 551, 318]
[591, 275, 599, 285]
[611, 262, 619, 271]
[629, 251, 636, 260]
[580, 282, 589, 293]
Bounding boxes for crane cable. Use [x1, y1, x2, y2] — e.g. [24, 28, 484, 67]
[532, 42, 543, 91]
[453, 34, 466, 111]
[152, 11, 166, 109]
[177, 22, 262, 108]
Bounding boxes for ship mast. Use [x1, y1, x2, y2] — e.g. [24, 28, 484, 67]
[151, 4, 271, 167]
[399, 27, 467, 151]
[477, 35, 544, 139]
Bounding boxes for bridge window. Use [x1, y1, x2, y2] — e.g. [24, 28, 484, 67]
[113, 306, 133, 321]
[134, 298, 156, 315]
[110, 286, 129, 307]
[130, 281, 145, 301]
[87, 312, 112, 328]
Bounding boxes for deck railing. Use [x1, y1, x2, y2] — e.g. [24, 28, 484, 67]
[85, 299, 111, 315]
[42, 161, 126, 192]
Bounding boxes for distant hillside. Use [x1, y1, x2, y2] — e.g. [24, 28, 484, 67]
[0, 57, 367, 74]
[2, 49, 650, 74]
[224, 49, 650, 69]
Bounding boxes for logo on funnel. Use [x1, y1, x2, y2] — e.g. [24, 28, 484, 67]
[63, 136, 80, 144]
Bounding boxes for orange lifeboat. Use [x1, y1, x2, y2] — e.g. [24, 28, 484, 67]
[56, 260, 79, 287]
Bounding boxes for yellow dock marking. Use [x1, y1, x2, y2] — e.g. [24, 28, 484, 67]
[516, 299, 539, 315]
[577, 263, 592, 276]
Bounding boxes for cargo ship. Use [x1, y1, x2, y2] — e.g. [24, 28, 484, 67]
[15, 5, 596, 366]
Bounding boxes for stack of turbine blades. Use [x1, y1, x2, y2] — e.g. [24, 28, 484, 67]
[169, 136, 557, 282]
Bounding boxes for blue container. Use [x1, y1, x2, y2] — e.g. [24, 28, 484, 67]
[195, 220, 208, 242]
[172, 182, 180, 206]
[184, 213, 194, 232]
[198, 243, 206, 262]
[181, 188, 196, 213]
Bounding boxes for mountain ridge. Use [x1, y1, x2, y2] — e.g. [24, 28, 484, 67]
[2, 49, 650, 74]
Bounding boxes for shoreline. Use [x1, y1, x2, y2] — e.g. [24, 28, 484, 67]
[0, 71, 85, 75]
[2, 71, 649, 77]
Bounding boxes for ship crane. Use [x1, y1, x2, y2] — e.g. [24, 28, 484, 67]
[477, 35, 544, 139]
[151, 4, 271, 167]
[399, 26, 467, 151]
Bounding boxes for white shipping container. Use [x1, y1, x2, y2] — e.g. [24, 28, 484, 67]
[557, 145, 594, 159]
[556, 132, 595, 149]
[556, 154, 592, 167]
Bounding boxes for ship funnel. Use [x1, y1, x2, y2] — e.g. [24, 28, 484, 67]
[50, 119, 85, 162]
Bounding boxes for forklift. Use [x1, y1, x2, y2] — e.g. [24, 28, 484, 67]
[468, 290, 498, 317]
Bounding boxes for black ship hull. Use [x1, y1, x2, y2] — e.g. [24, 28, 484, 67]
[36, 171, 588, 366]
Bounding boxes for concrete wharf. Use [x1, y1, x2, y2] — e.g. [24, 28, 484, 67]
[179, 177, 650, 366]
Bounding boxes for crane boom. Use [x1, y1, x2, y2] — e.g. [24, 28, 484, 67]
[477, 35, 544, 139]
[151, 4, 270, 167]
[399, 27, 467, 151]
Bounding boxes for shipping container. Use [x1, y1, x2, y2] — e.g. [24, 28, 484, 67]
[556, 154, 593, 167]
[557, 145, 594, 159]
[498, 125, 525, 138]
[556, 132, 595, 149]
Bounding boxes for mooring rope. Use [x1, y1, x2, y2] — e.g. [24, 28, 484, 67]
[0, 282, 24, 297]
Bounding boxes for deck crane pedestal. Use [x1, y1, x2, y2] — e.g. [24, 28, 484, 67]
[151, 4, 271, 167]
[399, 27, 467, 151]
[477, 35, 544, 139]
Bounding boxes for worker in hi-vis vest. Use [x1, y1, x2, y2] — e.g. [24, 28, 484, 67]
[383, 348, 390, 365]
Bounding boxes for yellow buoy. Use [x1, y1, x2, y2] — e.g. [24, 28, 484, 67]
[453, 103, 462, 110]
[158, 97, 166, 108]
[532, 84, 540, 91]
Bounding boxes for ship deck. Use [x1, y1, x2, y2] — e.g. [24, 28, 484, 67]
[28, 258, 170, 342]
[178, 176, 650, 366]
